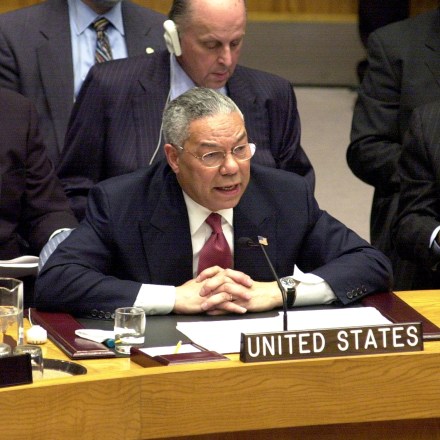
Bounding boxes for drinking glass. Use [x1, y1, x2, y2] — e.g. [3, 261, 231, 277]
[0, 278, 24, 347]
[114, 307, 146, 354]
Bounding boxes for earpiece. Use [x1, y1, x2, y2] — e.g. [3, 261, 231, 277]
[163, 19, 182, 57]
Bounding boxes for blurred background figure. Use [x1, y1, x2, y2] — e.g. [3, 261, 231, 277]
[0, 88, 78, 306]
[356, 0, 409, 82]
[394, 100, 440, 289]
[348, 6, 440, 289]
[0, 0, 166, 164]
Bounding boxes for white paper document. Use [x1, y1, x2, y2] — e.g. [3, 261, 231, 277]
[0, 255, 39, 277]
[176, 307, 392, 354]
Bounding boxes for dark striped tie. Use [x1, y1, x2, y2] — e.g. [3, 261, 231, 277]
[92, 17, 113, 63]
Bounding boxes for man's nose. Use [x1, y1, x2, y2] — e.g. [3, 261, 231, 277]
[218, 46, 232, 66]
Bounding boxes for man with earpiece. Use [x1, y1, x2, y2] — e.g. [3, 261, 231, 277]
[57, 0, 315, 221]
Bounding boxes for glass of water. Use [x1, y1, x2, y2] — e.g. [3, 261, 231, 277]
[0, 278, 23, 347]
[114, 307, 146, 354]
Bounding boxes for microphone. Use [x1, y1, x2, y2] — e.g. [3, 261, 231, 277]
[238, 236, 289, 331]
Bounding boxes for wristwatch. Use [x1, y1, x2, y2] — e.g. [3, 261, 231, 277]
[280, 276, 298, 308]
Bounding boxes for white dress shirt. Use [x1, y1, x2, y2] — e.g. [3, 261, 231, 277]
[134, 193, 336, 314]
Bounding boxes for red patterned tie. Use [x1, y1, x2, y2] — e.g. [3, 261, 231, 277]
[197, 213, 232, 274]
[93, 17, 113, 63]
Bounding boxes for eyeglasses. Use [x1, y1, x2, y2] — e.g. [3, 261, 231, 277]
[174, 143, 256, 168]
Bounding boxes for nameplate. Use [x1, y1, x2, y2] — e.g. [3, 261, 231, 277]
[240, 322, 423, 363]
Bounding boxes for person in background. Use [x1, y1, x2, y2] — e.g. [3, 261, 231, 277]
[356, 0, 409, 82]
[35, 88, 391, 318]
[57, 0, 315, 221]
[0, 88, 78, 306]
[0, 0, 166, 165]
[347, 7, 440, 290]
[393, 100, 440, 289]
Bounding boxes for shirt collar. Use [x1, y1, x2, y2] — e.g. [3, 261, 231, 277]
[169, 54, 227, 101]
[68, 0, 125, 35]
[182, 191, 233, 236]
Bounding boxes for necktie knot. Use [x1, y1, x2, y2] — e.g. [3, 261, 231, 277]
[93, 17, 110, 34]
[205, 213, 222, 234]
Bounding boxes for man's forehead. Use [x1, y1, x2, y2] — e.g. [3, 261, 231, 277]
[188, 113, 244, 137]
[186, 0, 246, 26]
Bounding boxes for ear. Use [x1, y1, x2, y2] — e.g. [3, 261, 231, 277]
[164, 144, 180, 174]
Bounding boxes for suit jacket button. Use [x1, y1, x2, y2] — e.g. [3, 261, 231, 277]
[98, 310, 105, 319]
[91, 309, 98, 318]
[347, 291, 353, 299]
[104, 312, 112, 320]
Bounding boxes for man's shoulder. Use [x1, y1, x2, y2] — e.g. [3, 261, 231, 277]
[96, 161, 171, 195]
[0, 0, 63, 23]
[250, 163, 308, 189]
[233, 64, 291, 88]
[372, 8, 439, 44]
[122, 0, 165, 22]
[89, 50, 168, 81]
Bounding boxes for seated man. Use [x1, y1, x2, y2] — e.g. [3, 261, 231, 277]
[57, 0, 314, 221]
[0, 88, 78, 305]
[347, 7, 440, 289]
[35, 88, 392, 318]
[393, 100, 440, 289]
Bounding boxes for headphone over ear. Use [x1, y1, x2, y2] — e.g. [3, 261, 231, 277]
[163, 20, 182, 56]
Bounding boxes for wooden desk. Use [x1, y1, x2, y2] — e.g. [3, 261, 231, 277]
[2, 290, 440, 440]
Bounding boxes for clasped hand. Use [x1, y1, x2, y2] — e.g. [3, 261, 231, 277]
[174, 267, 282, 315]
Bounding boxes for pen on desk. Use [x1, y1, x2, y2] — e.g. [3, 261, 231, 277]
[103, 339, 120, 349]
[174, 340, 182, 354]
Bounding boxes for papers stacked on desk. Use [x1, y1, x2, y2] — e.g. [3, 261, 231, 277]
[176, 307, 391, 354]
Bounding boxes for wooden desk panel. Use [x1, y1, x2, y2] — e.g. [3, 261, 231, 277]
[2, 291, 440, 439]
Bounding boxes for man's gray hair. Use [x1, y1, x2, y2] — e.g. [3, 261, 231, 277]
[162, 88, 243, 147]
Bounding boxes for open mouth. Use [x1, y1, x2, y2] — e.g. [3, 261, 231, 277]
[216, 184, 239, 192]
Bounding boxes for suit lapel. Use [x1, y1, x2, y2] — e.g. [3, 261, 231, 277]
[424, 10, 440, 88]
[139, 172, 193, 284]
[132, 52, 171, 166]
[228, 68, 260, 126]
[233, 177, 278, 281]
[36, 0, 74, 155]
[122, 2, 157, 56]
[227, 67, 273, 165]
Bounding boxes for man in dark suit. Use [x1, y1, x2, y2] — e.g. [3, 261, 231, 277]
[393, 100, 440, 289]
[356, 0, 409, 82]
[58, 0, 314, 221]
[347, 7, 440, 289]
[0, 88, 78, 305]
[0, 0, 166, 164]
[35, 88, 391, 318]
[0, 88, 78, 260]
